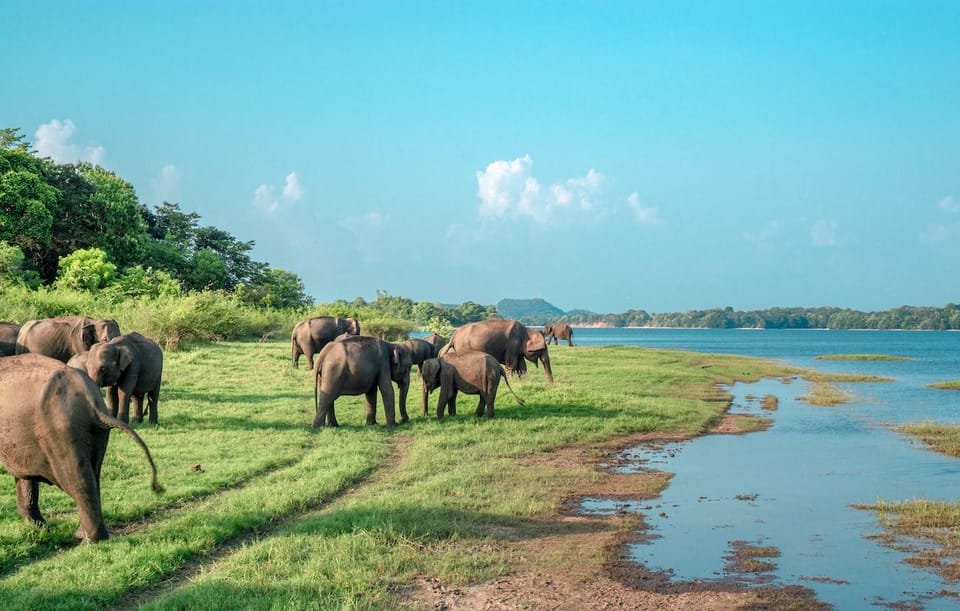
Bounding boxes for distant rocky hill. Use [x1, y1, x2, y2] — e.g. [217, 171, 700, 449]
[496, 298, 572, 324]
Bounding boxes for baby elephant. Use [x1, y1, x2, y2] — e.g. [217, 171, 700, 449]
[420, 352, 525, 421]
[86, 332, 164, 424]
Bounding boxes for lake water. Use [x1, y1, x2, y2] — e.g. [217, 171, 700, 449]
[569, 328, 960, 609]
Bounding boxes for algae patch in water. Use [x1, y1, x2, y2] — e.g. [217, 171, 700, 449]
[815, 354, 912, 361]
[928, 380, 960, 391]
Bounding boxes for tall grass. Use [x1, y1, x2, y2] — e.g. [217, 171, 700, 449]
[0, 341, 795, 609]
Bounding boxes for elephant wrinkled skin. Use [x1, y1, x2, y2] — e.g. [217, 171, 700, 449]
[444, 319, 553, 382]
[291, 316, 360, 369]
[0, 322, 20, 356]
[312, 335, 412, 428]
[420, 352, 525, 420]
[0, 354, 162, 542]
[15, 316, 120, 362]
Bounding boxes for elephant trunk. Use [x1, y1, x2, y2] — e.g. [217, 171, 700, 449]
[540, 349, 554, 383]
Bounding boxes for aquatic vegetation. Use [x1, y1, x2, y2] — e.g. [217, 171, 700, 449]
[798, 381, 853, 406]
[855, 499, 960, 583]
[897, 422, 960, 458]
[928, 380, 960, 391]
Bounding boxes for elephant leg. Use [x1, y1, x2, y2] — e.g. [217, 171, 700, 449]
[485, 390, 496, 419]
[15, 478, 46, 528]
[147, 387, 160, 424]
[68, 463, 109, 542]
[107, 386, 120, 418]
[475, 395, 485, 418]
[364, 388, 379, 425]
[116, 387, 132, 423]
[306, 349, 315, 372]
[291, 340, 302, 369]
[314, 390, 338, 428]
[397, 379, 410, 424]
[131, 394, 145, 423]
[378, 374, 396, 427]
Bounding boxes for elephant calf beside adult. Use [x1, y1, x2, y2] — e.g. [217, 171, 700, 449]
[291, 316, 360, 369]
[444, 319, 553, 382]
[312, 335, 412, 428]
[85, 332, 164, 424]
[15, 316, 120, 362]
[421, 352, 525, 420]
[403, 338, 442, 370]
[0, 354, 162, 542]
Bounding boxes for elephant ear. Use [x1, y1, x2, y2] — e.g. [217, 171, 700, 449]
[118, 344, 135, 371]
[525, 331, 546, 353]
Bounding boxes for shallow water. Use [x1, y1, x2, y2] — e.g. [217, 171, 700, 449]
[570, 329, 960, 608]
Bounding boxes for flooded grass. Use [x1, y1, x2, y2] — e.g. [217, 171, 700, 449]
[798, 381, 853, 406]
[928, 380, 960, 390]
[761, 395, 779, 411]
[815, 354, 912, 361]
[855, 500, 960, 583]
[724, 540, 781, 575]
[897, 422, 960, 458]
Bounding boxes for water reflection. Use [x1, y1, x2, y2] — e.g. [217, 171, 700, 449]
[584, 378, 960, 608]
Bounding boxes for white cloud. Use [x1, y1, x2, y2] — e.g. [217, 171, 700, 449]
[150, 164, 179, 201]
[921, 223, 952, 244]
[283, 172, 303, 201]
[475, 156, 604, 223]
[338, 212, 386, 263]
[627, 192, 662, 226]
[938, 195, 959, 214]
[810, 219, 839, 247]
[744, 220, 781, 242]
[253, 171, 303, 216]
[34, 119, 105, 165]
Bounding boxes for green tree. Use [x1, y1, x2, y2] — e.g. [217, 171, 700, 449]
[79, 164, 150, 269]
[55, 247, 117, 292]
[237, 267, 312, 309]
[0, 153, 59, 260]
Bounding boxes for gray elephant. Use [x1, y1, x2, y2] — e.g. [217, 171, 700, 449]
[443, 319, 553, 382]
[0, 354, 162, 542]
[291, 316, 360, 369]
[403, 338, 441, 370]
[66, 351, 88, 372]
[0, 321, 20, 356]
[85, 332, 164, 424]
[312, 335, 411, 428]
[15, 316, 120, 362]
[422, 333, 447, 354]
[420, 353, 525, 420]
[542, 323, 574, 346]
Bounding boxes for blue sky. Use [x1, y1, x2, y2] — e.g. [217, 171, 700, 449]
[4, 1, 959, 313]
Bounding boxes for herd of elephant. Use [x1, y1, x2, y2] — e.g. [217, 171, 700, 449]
[0, 316, 164, 543]
[0, 313, 575, 544]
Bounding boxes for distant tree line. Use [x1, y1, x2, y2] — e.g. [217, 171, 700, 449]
[559, 305, 960, 331]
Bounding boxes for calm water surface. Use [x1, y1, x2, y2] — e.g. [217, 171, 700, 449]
[571, 328, 960, 609]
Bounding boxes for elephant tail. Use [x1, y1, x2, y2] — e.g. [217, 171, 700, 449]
[90, 404, 164, 494]
[499, 366, 525, 406]
[314, 360, 321, 415]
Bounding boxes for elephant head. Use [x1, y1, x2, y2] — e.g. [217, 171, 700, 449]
[523, 329, 553, 382]
[420, 357, 442, 415]
[345, 317, 360, 335]
[86, 340, 134, 387]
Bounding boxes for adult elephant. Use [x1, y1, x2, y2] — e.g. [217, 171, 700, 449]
[444, 319, 553, 382]
[312, 335, 412, 428]
[542, 323, 574, 346]
[0, 354, 163, 542]
[85, 332, 164, 424]
[0, 322, 20, 356]
[15, 316, 120, 362]
[291, 316, 360, 369]
[420, 353, 525, 420]
[422, 333, 447, 354]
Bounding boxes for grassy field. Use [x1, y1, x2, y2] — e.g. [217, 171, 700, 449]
[0, 341, 808, 609]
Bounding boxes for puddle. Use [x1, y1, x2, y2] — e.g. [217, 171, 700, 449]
[583, 378, 960, 608]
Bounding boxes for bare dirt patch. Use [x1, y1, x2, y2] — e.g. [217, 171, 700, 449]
[403, 430, 826, 610]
